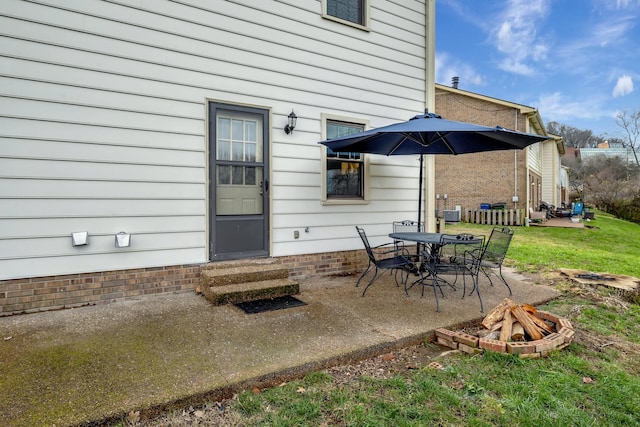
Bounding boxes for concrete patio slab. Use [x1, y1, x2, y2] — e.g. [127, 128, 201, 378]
[0, 269, 560, 426]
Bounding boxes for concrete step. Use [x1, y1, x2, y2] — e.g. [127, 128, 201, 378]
[201, 263, 289, 288]
[202, 278, 299, 306]
[200, 259, 299, 306]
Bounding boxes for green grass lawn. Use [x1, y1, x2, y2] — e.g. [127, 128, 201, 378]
[135, 212, 640, 427]
[447, 211, 640, 278]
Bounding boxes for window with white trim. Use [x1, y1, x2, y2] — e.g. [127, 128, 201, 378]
[321, 115, 369, 203]
[322, 0, 369, 29]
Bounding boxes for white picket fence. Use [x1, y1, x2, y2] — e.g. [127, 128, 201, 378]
[464, 208, 526, 226]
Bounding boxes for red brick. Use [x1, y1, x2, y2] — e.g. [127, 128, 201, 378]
[534, 310, 560, 324]
[506, 341, 536, 355]
[557, 327, 575, 343]
[435, 328, 456, 340]
[558, 318, 573, 330]
[437, 337, 458, 349]
[479, 337, 507, 353]
[543, 332, 565, 347]
[34, 287, 58, 295]
[459, 343, 483, 354]
[7, 289, 34, 298]
[533, 339, 557, 353]
[453, 331, 479, 347]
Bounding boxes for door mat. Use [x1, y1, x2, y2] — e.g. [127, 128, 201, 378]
[235, 295, 307, 314]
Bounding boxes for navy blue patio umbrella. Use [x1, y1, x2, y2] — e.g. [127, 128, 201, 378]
[318, 113, 549, 227]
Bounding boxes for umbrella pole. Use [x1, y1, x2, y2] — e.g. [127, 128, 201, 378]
[417, 154, 423, 257]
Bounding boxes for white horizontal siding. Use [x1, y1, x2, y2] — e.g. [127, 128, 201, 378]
[0, 216, 205, 239]
[0, 158, 204, 182]
[272, 210, 404, 230]
[528, 143, 543, 174]
[1, 248, 205, 280]
[1, 138, 204, 167]
[0, 231, 204, 259]
[541, 140, 559, 205]
[0, 117, 204, 151]
[0, 77, 204, 120]
[0, 199, 205, 218]
[1, 4, 424, 104]
[0, 179, 205, 200]
[0, 0, 428, 278]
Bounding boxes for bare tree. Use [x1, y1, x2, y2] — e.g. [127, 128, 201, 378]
[581, 156, 640, 213]
[546, 121, 603, 148]
[614, 109, 640, 167]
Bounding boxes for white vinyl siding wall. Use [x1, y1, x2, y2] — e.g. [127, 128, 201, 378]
[0, 0, 428, 279]
[527, 143, 543, 175]
[541, 140, 560, 206]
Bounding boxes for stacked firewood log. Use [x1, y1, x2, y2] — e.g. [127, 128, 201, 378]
[478, 298, 556, 342]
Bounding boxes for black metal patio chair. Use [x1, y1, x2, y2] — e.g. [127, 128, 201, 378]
[391, 220, 423, 257]
[412, 233, 483, 312]
[438, 233, 484, 290]
[463, 226, 514, 312]
[355, 226, 414, 296]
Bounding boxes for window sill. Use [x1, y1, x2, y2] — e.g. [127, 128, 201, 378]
[321, 15, 370, 32]
[322, 199, 369, 206]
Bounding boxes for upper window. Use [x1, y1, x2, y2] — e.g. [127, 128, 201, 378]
[321, 114, 370, 204]
[322, 0, 370, 30]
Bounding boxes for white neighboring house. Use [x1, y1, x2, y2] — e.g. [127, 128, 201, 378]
[541, 134, 566, 209]
[0, 0, 435, 314]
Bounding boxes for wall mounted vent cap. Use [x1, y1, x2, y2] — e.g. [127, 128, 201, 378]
[71, 231, 89, 246]
[115, 232, 131, 248]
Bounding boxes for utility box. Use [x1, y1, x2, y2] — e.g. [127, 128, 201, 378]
[443, 210, 461, 222]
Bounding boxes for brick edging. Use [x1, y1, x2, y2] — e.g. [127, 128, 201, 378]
[435, 310, 574, 358]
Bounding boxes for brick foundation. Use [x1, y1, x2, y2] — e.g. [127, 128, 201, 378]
[0, 264, 201, 316]
[1, 249, 368, 316]
[278, 249, 367, 279]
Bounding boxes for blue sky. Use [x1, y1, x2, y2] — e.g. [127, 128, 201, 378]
[435, 0, 640, 138]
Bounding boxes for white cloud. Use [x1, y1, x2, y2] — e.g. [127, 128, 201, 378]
[491, 0, 551, 75]
[615, 0, 640, 9]
[435, 52, 486, 88]
[594, 17, 635, 47]
[533, 92, 605, 121]
[612, 75, 634, 97]
[594, 0, 640, 11]
[498, 58, 534, 75]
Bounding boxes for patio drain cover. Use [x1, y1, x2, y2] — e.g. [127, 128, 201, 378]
[235, 295, 306, 314]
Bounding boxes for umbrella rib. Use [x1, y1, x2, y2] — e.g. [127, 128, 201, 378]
[439, 133, 457, 154]
[425, 131, 456, 152]
[387, 134, 412, 155]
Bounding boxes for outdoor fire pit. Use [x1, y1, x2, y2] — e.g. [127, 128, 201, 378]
[435, 298, 574, 358]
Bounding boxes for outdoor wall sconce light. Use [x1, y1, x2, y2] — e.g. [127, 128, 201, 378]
[284, 110, 297, 134]
[115, 231, 131, 248]
[71, 231, 89, 246]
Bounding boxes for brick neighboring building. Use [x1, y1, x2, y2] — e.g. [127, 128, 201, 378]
[434, 83, 565, 216]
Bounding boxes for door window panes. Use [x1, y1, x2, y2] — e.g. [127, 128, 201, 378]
[216, 112, 264, 215]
